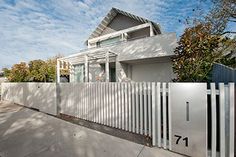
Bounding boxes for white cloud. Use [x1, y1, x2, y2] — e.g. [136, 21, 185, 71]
[0, 0, 211, 69]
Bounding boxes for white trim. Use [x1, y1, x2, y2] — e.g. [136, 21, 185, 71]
[88, 23, 151, 44]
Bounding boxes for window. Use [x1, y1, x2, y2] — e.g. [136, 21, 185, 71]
[97, 36, 121, 47]
[74, 64, 84, 82]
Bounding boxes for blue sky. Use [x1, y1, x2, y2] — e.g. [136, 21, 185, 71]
[0, 0, 213, 69]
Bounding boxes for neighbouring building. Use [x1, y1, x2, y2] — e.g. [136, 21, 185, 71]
[57, 8, 177, 83]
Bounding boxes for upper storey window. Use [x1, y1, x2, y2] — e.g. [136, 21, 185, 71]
[97, 36, 121, 47]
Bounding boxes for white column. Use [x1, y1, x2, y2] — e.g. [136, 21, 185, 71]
[69, 62, 73, 83]
[56, 59, 60, 83]
[84, 55, 88, 82]
[105, 51, 109, 82]
[150, 23, 154, 36]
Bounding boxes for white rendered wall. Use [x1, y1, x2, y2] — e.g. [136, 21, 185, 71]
[1, 83, 57, 115]
[131, 61, 174, 82]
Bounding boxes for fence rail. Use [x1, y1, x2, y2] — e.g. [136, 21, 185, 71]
[1, 82, 235, 157]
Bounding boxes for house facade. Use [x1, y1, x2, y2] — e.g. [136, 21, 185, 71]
[57, 8, 177, 83]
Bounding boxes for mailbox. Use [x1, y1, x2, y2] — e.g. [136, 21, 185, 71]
[169, 83, 207, 157]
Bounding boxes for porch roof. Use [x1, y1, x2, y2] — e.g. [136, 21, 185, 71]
[58, 33, 177, 65]
[58, 49, 117, 64]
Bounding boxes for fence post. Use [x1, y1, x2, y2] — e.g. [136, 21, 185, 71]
[229, 83, 235, 157]
[162, 83, 167, 149]
[168, 83, 172, 150]
[152, 82, 156, 146]
[211, 83, 217, 157]
[219, 83, 226, 157]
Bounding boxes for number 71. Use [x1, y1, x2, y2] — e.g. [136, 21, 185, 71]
[174, 135, 188, 147]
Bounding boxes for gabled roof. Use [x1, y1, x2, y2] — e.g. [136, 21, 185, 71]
[87, 7, 162, 40]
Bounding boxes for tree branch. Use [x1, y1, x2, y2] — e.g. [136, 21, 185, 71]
[221, 31, 236, 35]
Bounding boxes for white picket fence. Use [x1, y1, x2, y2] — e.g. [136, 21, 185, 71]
[1, 82, 235, 156]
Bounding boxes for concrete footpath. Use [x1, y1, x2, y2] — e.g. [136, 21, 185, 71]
[0, 101, 183, 157]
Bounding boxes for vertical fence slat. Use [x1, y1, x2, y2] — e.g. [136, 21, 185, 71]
[121, 83, 124, 130]
[118, 83, 122, 129]
[136, 82, 139, 134]
[94, 83, 96, 122]
[90, 83, 92, 121]
[109, 83, 112, 126]
[96, 83, 98, 123]
[168, 83, 172, 150]
[101, 83, 103, 124]
[219, 83, 225, 157]
[139, 82, 143, 134]
[106, 83, 109, 126]
[95, 83, 97, 122]
[132, 83, 135, 132]
[163, 83, 167, 149]
[79, 84, 83, 118]
[125, 83, 128, 131]
[157, 83, 161, 147]
[82, 84, 85, 119]
[85, 83, 87, 120]
[87, 83, 91, 121]
[152, 82, 156, 146]
[115, 83, 118, 128]
[93, 83, 95, 122]
[98, 83, 100, 123]
[128, 83, 132, 132]
[77, 84, 80, 118]
[102, 83, 105, 125]
[112, 83, 115, 127]
[148, 82, 151, 136]
[111, 83, 115, 127]
[211, 83, 217, 157]
[144, 82, 147, 135]
[229, 83, 235, 157]
[91, 83, 93, 121]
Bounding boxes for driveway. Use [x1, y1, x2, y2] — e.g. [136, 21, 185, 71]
[0, 101, 183, 157]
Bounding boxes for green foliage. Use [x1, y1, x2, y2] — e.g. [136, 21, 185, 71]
[173, 0, 236, 82]
[2, 55, 66, 82]
[172, 24, 223, 82]
[28, 60, 47, 82]
[2, 68, 11, 77]
[8, 62, 29, 82]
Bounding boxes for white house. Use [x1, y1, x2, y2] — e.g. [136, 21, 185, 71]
[57, 8, 177, 83]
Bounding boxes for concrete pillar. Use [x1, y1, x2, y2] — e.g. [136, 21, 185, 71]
[105, 52, 109, 82]
[56, 59, 60, 83]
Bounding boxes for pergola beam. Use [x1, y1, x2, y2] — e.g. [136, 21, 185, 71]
[150, 23, 154, 36]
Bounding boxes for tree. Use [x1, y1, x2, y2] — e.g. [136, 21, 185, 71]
[2, 68, 11, 78]
[45, 58, 57, 82]
[28, 60, 47, 82]
[172, 24, 223, 82]
[8, 62, 29, 82]
[205, 0, 235, 35]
